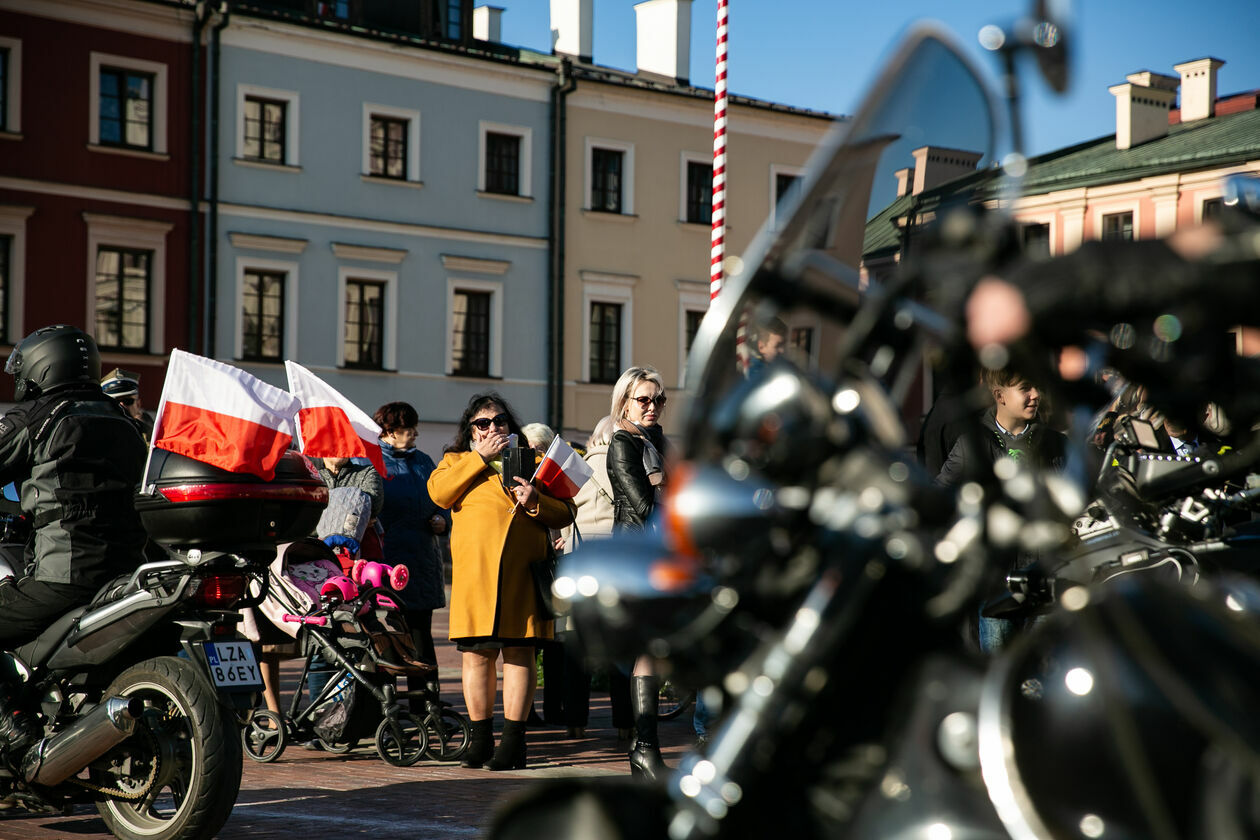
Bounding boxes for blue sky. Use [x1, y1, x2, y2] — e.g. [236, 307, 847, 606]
[495, 0, 1260, 158]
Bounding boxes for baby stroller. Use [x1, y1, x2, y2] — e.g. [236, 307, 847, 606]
[242, 489, 469, 765]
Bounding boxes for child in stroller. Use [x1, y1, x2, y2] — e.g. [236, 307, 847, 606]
[242, 488, 468, 765]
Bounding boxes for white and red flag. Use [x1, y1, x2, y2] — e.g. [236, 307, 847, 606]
[150, 349, 301, 481]
[285, 361, 387, 478]
[532, 436, 594, 501]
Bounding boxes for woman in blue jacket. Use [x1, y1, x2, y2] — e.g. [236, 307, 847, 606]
[374, 402, 450, 691]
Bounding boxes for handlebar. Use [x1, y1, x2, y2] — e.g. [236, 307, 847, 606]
[282, 613, 328, 626]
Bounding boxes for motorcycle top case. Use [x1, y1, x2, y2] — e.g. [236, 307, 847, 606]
[136, 450, 328, 550]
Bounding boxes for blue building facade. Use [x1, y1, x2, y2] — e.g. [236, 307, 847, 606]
[211, 9, 556, 450]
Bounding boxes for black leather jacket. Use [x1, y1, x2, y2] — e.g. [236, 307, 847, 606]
[607, 424, 667, 531]
[0, 385, 147, 586]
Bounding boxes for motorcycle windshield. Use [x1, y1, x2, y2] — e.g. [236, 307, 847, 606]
[684, 28, 997, 468]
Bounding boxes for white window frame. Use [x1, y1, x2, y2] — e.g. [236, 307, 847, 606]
[769, 164, 805, 230]
[337, 266, 398, 371]
[679, 151, 712, 224]
[235, 83, 301, 166]
[445, 277, 503, 378]
[677, 284, 709, 389]
[84, 213, 171, 353]
[233, 256, 299, 363]
[0, 36, 22, 134]
[1092, 201, 1141, 242]
[1195, 193, 1224, 225]
[1014, 212, 1057, 258]
[787, 317, 822, 368]
[581, 272, 636, 383]
[362, 103, 421, 183]
[478, 120, 533, 198]
[0, 205, 32, 342]
[585, 137, 635, 214]
[89, 52, 168, 154]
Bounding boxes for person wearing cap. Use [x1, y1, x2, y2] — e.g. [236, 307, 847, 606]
[101, 368, 154, 443]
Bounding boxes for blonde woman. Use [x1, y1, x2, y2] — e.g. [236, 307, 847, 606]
[606, 366, 670, 780]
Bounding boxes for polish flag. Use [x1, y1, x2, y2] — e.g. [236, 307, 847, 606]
[285, 361, 387, 478]
[151, 349, 301, 481]
[532, 436, 594, 500]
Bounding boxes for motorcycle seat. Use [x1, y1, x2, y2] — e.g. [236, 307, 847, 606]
[13, 606, 88, 670]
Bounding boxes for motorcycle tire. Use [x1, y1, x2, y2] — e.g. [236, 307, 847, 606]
[94, 655, 244, 840]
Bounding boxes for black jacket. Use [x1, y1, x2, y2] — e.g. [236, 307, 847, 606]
[0, 385, 148, 586]
[607, 424, 667, 531]
[936, 408, 1066, 488]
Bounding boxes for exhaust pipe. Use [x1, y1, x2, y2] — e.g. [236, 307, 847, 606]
[22, 696, 145, 786]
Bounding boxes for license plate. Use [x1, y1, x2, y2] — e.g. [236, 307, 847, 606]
[203, 641, 264, 691]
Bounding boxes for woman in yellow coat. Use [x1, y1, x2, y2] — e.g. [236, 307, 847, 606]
[427, 393, 573, 770]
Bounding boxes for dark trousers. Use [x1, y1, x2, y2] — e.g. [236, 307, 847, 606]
[540, 635, 592, 727]
[608, 664, 633, 730]
[0, 578, 96, 648]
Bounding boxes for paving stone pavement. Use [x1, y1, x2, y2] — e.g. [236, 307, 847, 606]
[1, 604, 695, 839]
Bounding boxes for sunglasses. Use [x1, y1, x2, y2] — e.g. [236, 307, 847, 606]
[632, 395, 667, 409]
[470, 413, 510, 431]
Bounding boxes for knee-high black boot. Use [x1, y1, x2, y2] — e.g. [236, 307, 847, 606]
[483, 718, 527, 771]
[628, 675, 667, 782]
[460, 718, 494, 768]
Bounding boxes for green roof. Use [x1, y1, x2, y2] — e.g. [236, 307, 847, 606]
[862, 106, 1260, 260]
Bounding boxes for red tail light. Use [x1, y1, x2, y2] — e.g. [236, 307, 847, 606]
[157, 483, 328, 504]
[191, 574, 247, 608]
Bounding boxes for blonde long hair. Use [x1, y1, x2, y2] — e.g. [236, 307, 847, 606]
[609, 366, 666, 424]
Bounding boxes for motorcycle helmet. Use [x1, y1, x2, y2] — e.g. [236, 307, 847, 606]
[5, 325, 102, 401]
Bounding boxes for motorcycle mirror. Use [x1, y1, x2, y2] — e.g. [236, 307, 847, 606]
[1028, 0, 1071, 94]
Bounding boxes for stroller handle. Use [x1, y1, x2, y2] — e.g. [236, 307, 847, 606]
[282, 613, 329, 626]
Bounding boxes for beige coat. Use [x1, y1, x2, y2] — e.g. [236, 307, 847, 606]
[428, 450, 573, 641]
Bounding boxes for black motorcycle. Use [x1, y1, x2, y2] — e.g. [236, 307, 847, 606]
[0, 449, 326, 840]
[487, 3, 1260, 839]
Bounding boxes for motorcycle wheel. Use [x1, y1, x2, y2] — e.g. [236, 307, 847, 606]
[241, 709, 288, 763]
[657, 682, 695, 721]
[375, 713, 427, 767]
[94, 656, 243, 840]
[422, 707, 470, 761]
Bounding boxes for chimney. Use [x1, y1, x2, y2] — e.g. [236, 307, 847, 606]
[473, 6, 503, 43]
[550, 0, 593, 62]
[1174, 57, 1225, 122]
[634, 0, 692, 85]
[1109, 71, 1178, 149]
[909, 146, 983, 194]
[894, 167, 915, 198]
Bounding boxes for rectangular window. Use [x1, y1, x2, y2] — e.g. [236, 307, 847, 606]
[95, 246, 150, 351]
[686, 161, 712, 224]
[344, 279, 385, 370]
[776, 172, 801, 207]
[99, 67, 153, 150]
[241, 269, 285, 362]
[0, 49, 7, 131]
[1101, 212, 1133, 242]
[485, 132, 521, 195]
[1022, 222, 1051, 259]
[452, 290, 491, 377]
[369, 115, 407, 179]
[0, 235, 10, 344]
[684, 309, 705, 355]
[243, 96, 286, 163]
[790, 326, 813, 361]
[591, 148, 624, 213]
[446, 0, 463, 39]
[315, 0, 351, 20]
[589, 301, 622, 384]
[1202, 197, 1223, 221]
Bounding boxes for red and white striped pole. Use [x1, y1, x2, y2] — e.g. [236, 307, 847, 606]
[710, 0, 728, 302]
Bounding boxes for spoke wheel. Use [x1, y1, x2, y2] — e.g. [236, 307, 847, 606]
[423, 707, 470, 761]
[95, 656, 242, 840]
[375, 713, 427, 767]
[242, 710, 288, 763]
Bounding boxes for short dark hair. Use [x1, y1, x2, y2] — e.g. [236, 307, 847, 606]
[374, 401, 419, 436]
[750, 316, 787, 344]
[446, 392, 527, 454]
[981, 366, 1033, 392]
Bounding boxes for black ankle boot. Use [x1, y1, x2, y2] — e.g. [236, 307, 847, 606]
[483, 718, 526, 771]
[0, 688, 40, 765]
[628, 675, 666, 782]
[460, 718, 494, 768]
